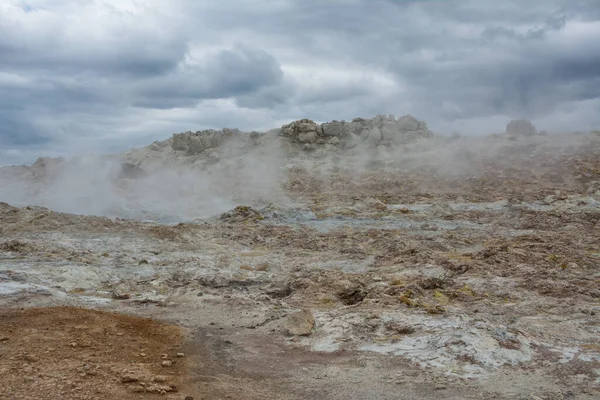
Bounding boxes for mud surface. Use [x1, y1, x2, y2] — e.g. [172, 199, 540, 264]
[1, 131, 599, 399]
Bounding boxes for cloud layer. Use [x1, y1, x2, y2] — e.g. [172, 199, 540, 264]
[1, 0, 600, 164]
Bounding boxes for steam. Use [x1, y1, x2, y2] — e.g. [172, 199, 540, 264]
[0, 131, 290, 222]
[0, 116, 596, 222]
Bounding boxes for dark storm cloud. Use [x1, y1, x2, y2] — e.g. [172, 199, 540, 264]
[1, 0, 600, 164]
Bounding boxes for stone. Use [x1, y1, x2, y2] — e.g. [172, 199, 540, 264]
[161, 360, 173, 367]
[298, 122, 317, 133]
[112, 283, 131, 300]
[23, 354, 39, 363]
[280, 119, 321, 143]
[426, 203, 453, 219]
[298, 131, 318, 143]
[282, 309, 315, 336]
[264, 283, 292, 298]
[384, 321, 415, 335]
[321, 121, 346, 137]
[363, 197, 387, 212]
[171, 128, 238, 155]
[255, 263, 270, 272]
[121, 374, 140, 383]
[506, 119, 536, 136]
[220, 205, 264, 223]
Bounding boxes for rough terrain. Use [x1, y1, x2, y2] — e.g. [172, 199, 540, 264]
[0, 115, 599, 399]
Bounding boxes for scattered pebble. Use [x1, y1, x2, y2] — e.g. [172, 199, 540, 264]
[24, 354, 39, 363]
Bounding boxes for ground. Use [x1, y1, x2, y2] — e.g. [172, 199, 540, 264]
[0, 307, 195, 400]
[0, 132, 599, 399]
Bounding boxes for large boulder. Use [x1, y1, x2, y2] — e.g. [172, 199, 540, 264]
[506, 119, 537, 137]
[281, 119, 322, 143]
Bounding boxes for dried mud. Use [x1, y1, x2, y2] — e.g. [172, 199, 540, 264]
[1, 132, 599, 399]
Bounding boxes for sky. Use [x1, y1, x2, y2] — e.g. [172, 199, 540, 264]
[1, 0, 600, 165]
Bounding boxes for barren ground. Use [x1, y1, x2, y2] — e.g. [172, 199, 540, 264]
[1, 131, 599, 399]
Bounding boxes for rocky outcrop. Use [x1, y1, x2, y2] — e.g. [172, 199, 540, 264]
[281, 114, 433, 150]
[506, 119, 537, 137]
[280, 119, 323, 144]
[171, 128, 240, 155]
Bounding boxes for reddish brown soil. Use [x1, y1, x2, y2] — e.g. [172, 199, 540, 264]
[0, 307, 197, 400]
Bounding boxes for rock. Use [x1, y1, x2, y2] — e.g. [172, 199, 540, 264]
[220, 206, 264, 223]
[506, 119, 536, 136]
[426, 203, 453, 219]
[121, 374, 140, 383]
[298, 131, 318, 143]
[327, 136, 341, 145]
[161, 360, 173, 367]
[298, 122, 317, 133]
[282, 309, 315, 336]
[112, 283, 132, 300]
[23, 354, 39, 363]
[264, 283, 292, 298]
[278, 114, 432, 150]
[176, 353, 185, 357]
[384, 321, 415, 334]
[239, 265, 254, 271]
[362, 197, 388, 212]
[255, 263, 270, 272]
[281, 119, 320, 142]
[321, 121, 347, 137]
[171, 128, 238, 155]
